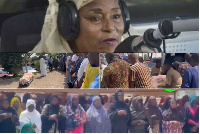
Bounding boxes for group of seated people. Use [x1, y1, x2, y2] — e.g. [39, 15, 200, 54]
[0, 91, 199, 133]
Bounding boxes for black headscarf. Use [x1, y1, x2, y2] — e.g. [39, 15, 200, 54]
[22, 93, 31, 104]
[48, 94, 60, 115]
[145, 96, 162, 121]
[113, 90, 127, 108]
[162, 99, 185, 122]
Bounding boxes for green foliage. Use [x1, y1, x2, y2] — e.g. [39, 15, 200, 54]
[0, 53, 24, 75]
[34, 60, 40, 71]
[31, 56, 39, 62]
[144, 54, 150, 61]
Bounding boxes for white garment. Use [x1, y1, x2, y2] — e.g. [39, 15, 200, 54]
[40, 58, 47, 76]
[77, 58, 89, 82]
[19, 99, 42, 133]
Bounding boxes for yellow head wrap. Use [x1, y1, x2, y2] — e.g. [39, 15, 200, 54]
[31, 0, 93, 53]
[10, 97, 23, 116]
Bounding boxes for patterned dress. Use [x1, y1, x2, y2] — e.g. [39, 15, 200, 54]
[129, 62, 153, 88]
[65, 103, 86, 133]
[101, 59, 130, 88]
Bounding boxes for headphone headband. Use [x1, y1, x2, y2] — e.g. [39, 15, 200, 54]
[57, 0, 130, 40]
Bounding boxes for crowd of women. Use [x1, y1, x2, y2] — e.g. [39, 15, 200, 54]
[0, 91, 199, 133]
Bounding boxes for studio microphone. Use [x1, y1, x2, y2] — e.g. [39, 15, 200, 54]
[115, 18, 199, 53]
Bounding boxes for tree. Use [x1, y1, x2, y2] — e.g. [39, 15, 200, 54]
[22, 53, 34, 73]
[0, 53, 24, 75]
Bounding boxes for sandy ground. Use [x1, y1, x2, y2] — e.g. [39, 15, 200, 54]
[0, 71, 68, 88]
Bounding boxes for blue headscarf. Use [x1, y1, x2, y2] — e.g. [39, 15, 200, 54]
[189, 94, 198, 108]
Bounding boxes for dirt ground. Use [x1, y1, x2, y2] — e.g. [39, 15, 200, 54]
[0, 71, 68, 88]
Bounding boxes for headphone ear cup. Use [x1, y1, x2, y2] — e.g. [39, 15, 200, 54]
[119, 0, 131, 34]
[57, 1, 79, 41]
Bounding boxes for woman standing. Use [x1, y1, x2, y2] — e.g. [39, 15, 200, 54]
[85, 96, 111, 133]
[65, 95, 86, 133]
[10, 97, 23, 116]
[19, 99, 42, 133]
[21, 93, 31, 111]
[41, 94, 66, 133]
[0, 98, 19, 133]
[184, 95, 199, 133]
[162, 99, 185, 133]
[145, 96, 163, 133]
[130, 96, 149, 133]
[109, 90, 131, 133]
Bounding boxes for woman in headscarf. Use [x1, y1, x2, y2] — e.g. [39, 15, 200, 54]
[31, 0, 129, 53]
[109, 90, 131, 133]
[19, 99, 41, 133]
[10, 97, 23, 116]
[65, 94, 86, 133]
[159, 97, 172, 113]
[145, 96, 162, 133]
[41, 94, 66, 133]
[183, 95, 199, 133]
[162, 98, 185, 133]
[85, 96, 111, 133]
[21, 93, 31, 111]
[130, 96, 149, 133]
[0, 98, 19, 133]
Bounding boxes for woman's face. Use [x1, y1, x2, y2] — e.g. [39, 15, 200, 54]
[74, 0, 124, 53]
[72, 95, 79, 107]
[192, 100, 198, 107]
[149, 97, 157, 107]
[3, 100, 9, 109]
[170, 100, 177, 109]
[28, 104, 35, 112]
[118, 92, 124, 102]
[51, 97, 59, 105]
[13, 101, 19, 109]
[94, 99, 101, 108]
[137, 100, 142, 108]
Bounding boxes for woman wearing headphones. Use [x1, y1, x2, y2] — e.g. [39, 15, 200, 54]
[31, 0, 130, 53]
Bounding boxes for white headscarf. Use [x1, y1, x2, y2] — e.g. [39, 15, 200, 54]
[86, 96, 108, 123]
[19, 99, 42, 133]
[31, 0, 93, 53]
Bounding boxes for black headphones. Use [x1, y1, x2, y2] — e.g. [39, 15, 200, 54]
[57, 0, 130, 41]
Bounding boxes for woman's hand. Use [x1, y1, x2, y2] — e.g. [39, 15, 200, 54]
[195, 122, 199, 128]
[118, 110, 127, 116]
[26, 127, 33, 131]
[2, 113, 12, 119]
[191, 126, 198, 132]
[171, 121, 179, 126]
[32, 123, 37, 129]
[137, 120, 146, 125]
[49, 114, 57, 120]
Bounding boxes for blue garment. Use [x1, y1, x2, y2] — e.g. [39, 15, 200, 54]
[181, 67, 199, 88]
[90, 73, 100, 89]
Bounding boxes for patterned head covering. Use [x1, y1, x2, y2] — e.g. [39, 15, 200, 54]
[31, 0, 94, 53]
